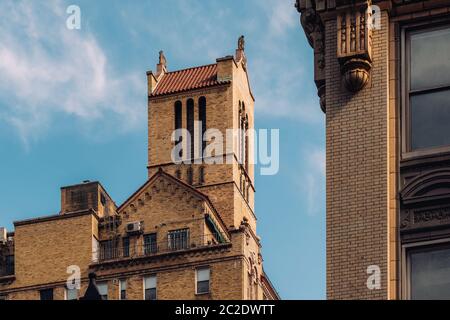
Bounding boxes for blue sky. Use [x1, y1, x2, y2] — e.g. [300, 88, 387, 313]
[0, 0, 325, 299]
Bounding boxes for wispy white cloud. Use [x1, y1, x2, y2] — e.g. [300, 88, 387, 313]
[0, 0, 145, 147]
[297, 147, 326, 216]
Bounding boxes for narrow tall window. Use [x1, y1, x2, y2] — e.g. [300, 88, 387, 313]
[245, 115, 249, 172]
[120, 279, 127, 300]
[187, 166, 193, 185]
[40, 288, 54, 301]
[144, 276, 157, 300]
[122, 237, 130, 258]
[405, 25, 450, 153]
[174, 100, 183, 160]
[187, 98, 195, 160]
[199, 96, 207, 159]
[144, 233, 157, 255]
[97, 282, 108, 300]
[196, 268, 210, 294]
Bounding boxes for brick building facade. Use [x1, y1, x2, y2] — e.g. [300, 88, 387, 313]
[297, 0, 450, 299]
[0, 38, 279, 300]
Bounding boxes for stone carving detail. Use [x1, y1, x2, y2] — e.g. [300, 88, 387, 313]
[337, 4, 372, 93]
[298, 3, 326, 113]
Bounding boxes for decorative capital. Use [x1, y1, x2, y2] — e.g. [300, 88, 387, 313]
[337, 3, 373, 92]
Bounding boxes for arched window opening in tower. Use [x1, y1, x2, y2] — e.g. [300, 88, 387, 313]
[199, 96, 207, 160]
[174, 100, 183, 160]
[186, 98, 195, 161]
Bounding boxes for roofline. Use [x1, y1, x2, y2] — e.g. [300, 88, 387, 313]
[261, 271, 281, 300]
[60, 180, 118, 209]
[117, 168, 230, 238]
[149, 81, 231, 99]
[14, 209, 99, 227]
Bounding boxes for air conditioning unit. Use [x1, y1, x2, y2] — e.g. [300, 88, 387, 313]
[126, 221, 142, 234]
[0, 227, 7, 244]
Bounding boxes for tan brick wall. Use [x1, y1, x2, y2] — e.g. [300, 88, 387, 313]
[325, 11, 390, 299]
[8, 214, 96, 289]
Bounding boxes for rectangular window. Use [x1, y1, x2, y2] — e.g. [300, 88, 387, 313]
[168, 229, 189, 251]
[40, 288, 54, 301]
[97, 282, 108, 300]
[406, 244, 450, 299]
[123, 237, 130, 258]
[144, 276, 157, 300]
[100, 239, 118, 260]
[196, 268, 210, 294]
[120, 279, 127, 300]
[66, 287, 78, 301]
[5, 255, 14, 275]
[144, 233, 157, 255]
[0, 295, 7, 300]
[405, 25, 450, 154]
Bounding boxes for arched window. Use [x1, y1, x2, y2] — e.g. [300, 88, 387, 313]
[199, 97, 207, 159]
[241, 102, 246, 167]
[186, 98, 195, 161]
[245, 114, 249, 172]
[174, 101, 183, 160]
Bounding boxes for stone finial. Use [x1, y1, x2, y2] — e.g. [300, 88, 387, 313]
[156, 50, 167, 77]
[236, 35, 247, 66]
[238, 35, 245, 51]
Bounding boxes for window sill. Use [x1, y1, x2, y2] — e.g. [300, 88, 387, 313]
[401, 148, 450, 169]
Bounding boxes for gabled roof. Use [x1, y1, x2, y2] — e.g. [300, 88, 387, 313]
[150, 63, 230, 97]
[117, 168, 230, 237]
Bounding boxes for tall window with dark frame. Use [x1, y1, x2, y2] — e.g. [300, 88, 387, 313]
[122, 237, 130, 258]
[174, 100, 183, 160]
[405, 25, 450, 152]
[144, 233, 157, 255]
[120, 279, 127, 300]
[199, 96, 207, 160]
[186, 98, 195, 160]
[144, 276, 157, 300]
[196, 268, 210, 294]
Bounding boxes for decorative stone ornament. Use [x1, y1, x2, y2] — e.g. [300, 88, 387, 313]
[337, 3, 373, 92]
[340, 58, 372, 92]
[298, 3, 327, 112]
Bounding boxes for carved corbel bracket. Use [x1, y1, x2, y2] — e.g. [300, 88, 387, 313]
[298, 1, 327, 112]
[337, 2, 373, 93]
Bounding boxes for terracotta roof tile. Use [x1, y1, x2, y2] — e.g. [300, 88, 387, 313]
[150, 63, 229, 97]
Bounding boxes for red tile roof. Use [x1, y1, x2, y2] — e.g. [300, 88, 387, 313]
[150, 63, 230, 97]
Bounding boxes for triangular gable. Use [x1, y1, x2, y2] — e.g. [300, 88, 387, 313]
[117, 168, 208, 212]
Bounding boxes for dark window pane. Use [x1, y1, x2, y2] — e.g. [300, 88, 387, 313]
[144, 233, 157, 255]
[145, 288, 157, 300]
[40, 289, 54, 301]
[187, 99, 195, 159]
[411, 27, 450, 91]
[410, 89, 450, 150]
[199, 97, 207, 158]
[410, 246, 450, 299]
[121, 290, 126, 300]
[123, 237, 130, 257]
[197, 280, 209, 294]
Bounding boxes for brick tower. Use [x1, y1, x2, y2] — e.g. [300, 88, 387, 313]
[297, 0, 450, 300]
[0, 37, 278, 300]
